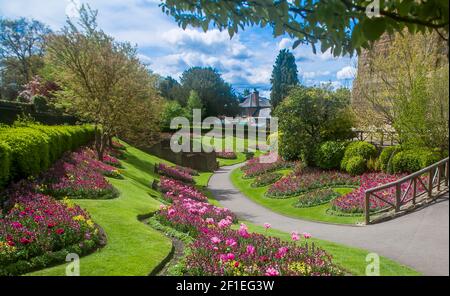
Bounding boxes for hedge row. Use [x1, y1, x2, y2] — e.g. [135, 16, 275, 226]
[0, 124, 95, 187]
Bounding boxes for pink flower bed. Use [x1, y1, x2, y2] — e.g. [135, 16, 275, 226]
[156, 177, 342, 276]
[156, 163, 194, 183]
[216, 151, 237, 159]
[159, 177, 207, 202]
[267, 168, 359, 198]
[331, 173, 427, 213]
[0, 183, 102, 273]
[241, 154, 294, 178]
[42, 148, 120, 199]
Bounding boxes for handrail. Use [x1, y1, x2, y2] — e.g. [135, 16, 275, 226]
[364, 157, 449, 224]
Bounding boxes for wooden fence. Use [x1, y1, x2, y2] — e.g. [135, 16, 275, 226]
[364, 157, 449, 224]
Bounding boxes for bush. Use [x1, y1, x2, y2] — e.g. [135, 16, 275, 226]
[378, 146, 400, 172]
[340, 141, 377, 174]
[391, 148, 441, 173]
[0, 124, 95, 187]
[345, 156, 367, 175]
[314, 141, 347, 169]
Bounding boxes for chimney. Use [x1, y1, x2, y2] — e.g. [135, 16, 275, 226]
[252, 90, 259, 108]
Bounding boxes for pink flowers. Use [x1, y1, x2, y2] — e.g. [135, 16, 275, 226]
[241, 154, 294, 178]
[157, 164, 194, 183]
[216, 152, 237, 159]
[246, 244, 256, 255]
[264, 223, 271, 229]
[218, 218, 232, 229]
[159, 177, 207, 202]
[265, 267, 280, 276]
[238, 223, 250, 238]
[211, 236, 222, 244]
[225, 238, 237, 248]
[303, 232, 312, 239]
[291, 231, 300, 241]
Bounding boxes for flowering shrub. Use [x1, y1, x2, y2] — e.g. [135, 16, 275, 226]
[267, 168, 359, 198]
[294, 189, 341, 208]
[216, 152, 237, 159]
[251, 172, 282, 187]
[174, 165, 199, 176]
[331, 173, 427, 213]
[241, 154, 294, 178]
[159, 177, 207, 202]
[0, 187, 102, 275]
[42, 148, 120, 199]
[156, 163, 194, 183]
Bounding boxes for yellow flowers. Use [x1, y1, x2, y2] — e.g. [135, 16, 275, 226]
[63, 197, 74, 208]
[288, 261, 311, 275]
[0, 241, 16, 255]
[72, 215, 86, 222]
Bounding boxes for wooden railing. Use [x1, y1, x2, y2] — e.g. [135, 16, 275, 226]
[364, 157, 449, 224]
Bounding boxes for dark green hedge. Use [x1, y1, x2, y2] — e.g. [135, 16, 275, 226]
[391, 148, 442, 173]
[0, 124, 95, 187]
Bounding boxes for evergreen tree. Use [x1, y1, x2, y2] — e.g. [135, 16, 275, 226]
[270, 49, 299, 110]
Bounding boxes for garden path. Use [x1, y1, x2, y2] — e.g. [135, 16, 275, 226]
[208, 163, 449, 276]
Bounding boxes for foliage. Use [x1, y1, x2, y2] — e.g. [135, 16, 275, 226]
[251, 172, 282, 188]
[45, 5, 162, 160]
[391, 148, 442, 173]
[378, 146, 401, 173]
[179, 67, 239, 117]
[0, 142, 11, 188]
[0, 18, 51, 99]
[294, 189, 340, 208]
[185, 90, 203, 122]
[160, 100, 186, 129]
[0, 124, 94, 188]
[331, 172, 426, 213]
[270, 49, 299, 109]
[158, 76, 184, 103]
[160, 0, 448, 57]
[353, 31, 449, 153]
[344, 156, 367, 176]
[267, 168, 359, 198]
[340, 141, 377, 174]
[275, 86, 354, 163]
[314, 141, 347, 170]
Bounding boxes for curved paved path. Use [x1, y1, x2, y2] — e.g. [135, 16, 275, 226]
[208, 163, 449, 276]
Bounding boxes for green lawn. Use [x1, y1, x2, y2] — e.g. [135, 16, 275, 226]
[217, 152, 247, 166]
[29, 143, 173, 276]
[238, 222, 420, 276]
[231, 167, 364, 225]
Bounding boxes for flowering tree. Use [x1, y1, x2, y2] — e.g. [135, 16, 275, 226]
[45, 5, 162, 159]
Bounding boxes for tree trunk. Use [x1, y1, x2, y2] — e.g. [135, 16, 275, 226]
[94, 128, 108, 161]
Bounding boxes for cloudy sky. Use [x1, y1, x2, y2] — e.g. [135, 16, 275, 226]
[0, 0, 357, 97]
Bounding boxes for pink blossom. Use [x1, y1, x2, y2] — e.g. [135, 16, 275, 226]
[225, 238, 237, 248]
[246, 244, 256, 255]
[291, 231, 299, 241]
[303, 232, 312, 239]
[264, 223, 271, 229]
[265, 267, 279, 276]
[211, 236, 221, 244]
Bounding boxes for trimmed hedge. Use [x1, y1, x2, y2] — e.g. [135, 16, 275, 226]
[345, 156, 367, 175]
[379, 146, 400, 173]
[341, 141, 377, 174]
[314, 141, 347, 169]
[391, 148, 442, 173]
[0, 124, 94, 187]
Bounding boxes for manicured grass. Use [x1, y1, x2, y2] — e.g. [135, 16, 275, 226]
[237, 222, 420, 276]
[217, 152, 247, 167]
[231, 167, 364, 225]
[28, 143, 172, 276]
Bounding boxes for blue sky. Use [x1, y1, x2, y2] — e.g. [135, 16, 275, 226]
[0, 0, 357, 98]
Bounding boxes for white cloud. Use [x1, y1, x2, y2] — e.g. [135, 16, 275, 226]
[336, 66, 356, 80]
[278, 38, 293, 50]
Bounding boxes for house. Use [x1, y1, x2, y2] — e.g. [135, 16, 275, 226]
[239, 90, 271, 118]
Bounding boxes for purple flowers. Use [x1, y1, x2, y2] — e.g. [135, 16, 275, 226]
[241, 154, 294, 178]
[216, 152, 237, 159]
[156, 163, 194, 183]
[159, 177, 207, 202]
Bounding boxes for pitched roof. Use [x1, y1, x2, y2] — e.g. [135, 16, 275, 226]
[239, 94, 271, 108]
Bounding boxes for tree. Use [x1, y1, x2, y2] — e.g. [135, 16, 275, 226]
[270, 49, 299, 109]
[353, 31, 449, 152]
[159, 76, 185, 104]
[180, 67, 239, 117]
[160, 100, 186, 129]
[275, 86, 354, 164]
[186, 90, 203, 121]
[45, 5, 162, 159]
[160, 0, 449, 57]
[0, 18, 51, 92]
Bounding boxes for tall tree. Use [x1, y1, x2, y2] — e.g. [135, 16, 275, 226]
[45, 5, 162, 159]
[270, 49, 299, 109]
[160, 0, 449, 57]
[0, 18, 51, 99]
[180, 67, 239, 117]
[159, 76, 184, 104]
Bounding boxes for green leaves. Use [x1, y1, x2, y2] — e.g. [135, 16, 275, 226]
[362, 17, 387, 41]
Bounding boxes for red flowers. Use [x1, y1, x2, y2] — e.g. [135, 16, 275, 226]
[55, 228, 65, 235]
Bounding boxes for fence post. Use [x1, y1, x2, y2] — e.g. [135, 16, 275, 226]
[428, 168, 434, 198]
[413, 178, 417, 205]
[395, 183, 401, 212]
[365, 192, 370, 225]
[437, 165, 441, 191]
[446, 161, 449, 187]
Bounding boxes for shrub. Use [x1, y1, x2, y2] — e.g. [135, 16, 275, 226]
[341, 141, 377, 174]
[391, 148, 441, 173]
[345, 156, 367, 176]
[0, 142, 11, 187]
[314, 141, 346, 169]
[378, 146, 400, 172]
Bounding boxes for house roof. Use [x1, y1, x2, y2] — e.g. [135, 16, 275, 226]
[239, 94, 271, 108]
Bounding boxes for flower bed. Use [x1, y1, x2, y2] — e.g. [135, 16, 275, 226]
[159, 177, 208, 202]
[156, 163, 194, 183]
[294, 189, 341, 208]
[267, 168, 359, 198]
[0, 185, 103, 275]
[216, 152, 237, 159]
[251, 172, 282, 187]
[174, 165, 199, 176]
[155, 173, 343, 276]
[42, 148, 120, 199]
[241, 154, 294, 178]
[331, 173, 427, 213]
